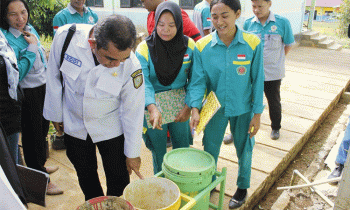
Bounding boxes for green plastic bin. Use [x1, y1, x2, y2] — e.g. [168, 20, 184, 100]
[162, 148, 216, 210]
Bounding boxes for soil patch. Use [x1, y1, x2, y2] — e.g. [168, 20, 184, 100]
[253, 101, 348, 209]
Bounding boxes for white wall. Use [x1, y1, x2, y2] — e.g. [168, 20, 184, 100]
[240, 0, 306, 34]
[91, 0, 305, 35]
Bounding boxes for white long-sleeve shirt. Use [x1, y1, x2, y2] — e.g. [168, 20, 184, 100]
[43, 24, 145, 158]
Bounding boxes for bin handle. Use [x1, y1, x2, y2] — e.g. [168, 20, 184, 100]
[179, 193, 196, 210]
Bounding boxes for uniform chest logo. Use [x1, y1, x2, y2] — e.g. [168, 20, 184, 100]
[237, 66, 247, 75]
[89, 16, 94, 23]
[206, 17, 211, 22]
[64, 53, 82, 67]
[271, 25, 277, 32]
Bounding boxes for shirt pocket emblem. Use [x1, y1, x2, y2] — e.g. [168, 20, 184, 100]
[89, 16, 94, 23]
[233, 60, 250, 76]
[236, 66, 247, 75]
[271, 25, 278, 32]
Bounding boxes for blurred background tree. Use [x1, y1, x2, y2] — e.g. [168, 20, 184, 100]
[27, 0, 69, 37]
[337, 0, 350, 37]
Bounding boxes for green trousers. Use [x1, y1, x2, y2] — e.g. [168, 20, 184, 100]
[203, 108, 255, 189]
[143, 119, 192, 174]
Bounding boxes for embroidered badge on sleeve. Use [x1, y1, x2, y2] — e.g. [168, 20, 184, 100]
[131, 69, 143, 89]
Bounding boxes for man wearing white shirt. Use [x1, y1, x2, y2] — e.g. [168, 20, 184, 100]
[43, 14, 145, 200]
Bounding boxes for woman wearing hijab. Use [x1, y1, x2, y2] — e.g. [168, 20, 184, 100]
[136, 1, 195, 174]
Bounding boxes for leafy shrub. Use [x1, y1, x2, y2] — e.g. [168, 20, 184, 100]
[27, 0, 69, 38]
[337, 0, 350, 37]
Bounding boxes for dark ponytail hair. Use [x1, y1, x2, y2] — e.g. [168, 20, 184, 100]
[210, 0, 241, 12]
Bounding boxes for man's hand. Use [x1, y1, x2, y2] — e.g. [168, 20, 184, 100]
[248, 113, 261, 138]
[126, 157, 143, 179]
[147, 104, 162, 130]
[174, 104, 191, 123]
[189, 108, 200, 136]
[52, 122, 64, 135]
[285, 45, 293, 55]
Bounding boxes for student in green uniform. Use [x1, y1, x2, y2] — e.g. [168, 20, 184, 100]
[188, 0, 264, 208]
[193, 0, 212, 37]
[52, 0, 98, 35]
[244, 0, 295, 140]
[136, 1, 194, 174]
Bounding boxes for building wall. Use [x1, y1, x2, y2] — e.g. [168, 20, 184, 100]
[240, 0, 305, 35]
[91, 0, 304, 35]
[305, 6, 335, 16]
[304, 6, 338, 22]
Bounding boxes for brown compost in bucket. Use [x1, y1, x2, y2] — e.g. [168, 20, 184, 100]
[76, 196, 134, 210]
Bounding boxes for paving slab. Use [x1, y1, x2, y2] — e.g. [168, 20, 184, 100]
[287, 65, 350, 81]
[285, 70, 348, 86]
[283, 76, 345, 94]
[255, 124, 303, 152]
[282, 81, 339, 100]
[278, 101, 324, 121]
[261, 112, 315, 134]
[215, 158, 268, 197]
[281, 92, 332, 109]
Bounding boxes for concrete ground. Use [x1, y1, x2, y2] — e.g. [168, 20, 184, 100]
[26, 45, 350, 210]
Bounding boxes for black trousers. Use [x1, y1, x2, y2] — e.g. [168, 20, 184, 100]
[64, 134, 130, 201]
[21, 84, 50, 173]
[264, 80, 282, 131]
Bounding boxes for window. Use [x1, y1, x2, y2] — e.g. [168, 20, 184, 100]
[86, 0, 104, 7]
[180, 0, 201, 9]
[120, 0, 200, 9]
[121, 0, 143, 8]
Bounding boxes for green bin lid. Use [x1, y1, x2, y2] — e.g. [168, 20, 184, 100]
[163, 148, 215, 177]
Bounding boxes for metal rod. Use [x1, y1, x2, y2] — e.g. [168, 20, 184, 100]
[293, 170, 314, 193]
[277, 177, 342, 190]
[290, 170, 297, 186]
[292, 170, 333, 207]
[313, 188, 334, 207]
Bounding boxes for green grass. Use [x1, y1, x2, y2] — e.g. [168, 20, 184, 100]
[307, 21, 339, 36]
[48, 122, 56, 136]
[40, 34, 53, 52]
